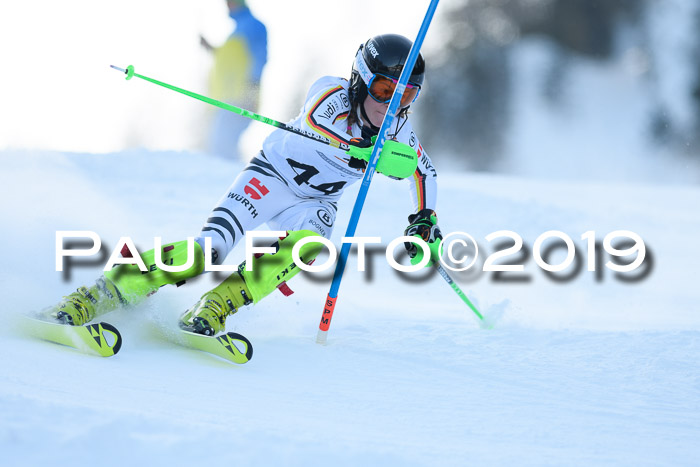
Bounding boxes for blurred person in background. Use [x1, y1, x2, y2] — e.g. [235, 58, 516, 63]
[200, 0, 267, 160]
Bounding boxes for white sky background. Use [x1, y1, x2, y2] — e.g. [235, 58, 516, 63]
[0, 0, 438, 156]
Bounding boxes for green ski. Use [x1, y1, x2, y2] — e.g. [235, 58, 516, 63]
[177, 330, 253, 364]
[156, 326, 253, 364]
[21, 317, 122, 357]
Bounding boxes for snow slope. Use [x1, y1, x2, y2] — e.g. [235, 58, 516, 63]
[1, 149, 699, 466]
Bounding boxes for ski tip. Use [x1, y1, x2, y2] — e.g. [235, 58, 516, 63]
[20, 317, 123, 358]
[98, 322, 123, 355]
[225, 332, 253, 362]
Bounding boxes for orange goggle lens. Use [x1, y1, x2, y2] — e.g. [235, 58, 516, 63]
[367, 74, 421, 107]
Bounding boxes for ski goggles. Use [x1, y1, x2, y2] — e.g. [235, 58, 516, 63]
[367, 74, 421, 107]
[354, 48, 421, 107]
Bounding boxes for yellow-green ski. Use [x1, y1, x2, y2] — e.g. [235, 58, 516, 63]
[168, 329, 253, 364]
[21, 317, 122, 357]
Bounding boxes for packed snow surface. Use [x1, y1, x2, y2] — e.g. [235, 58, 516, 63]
[1, 149, 698, 466]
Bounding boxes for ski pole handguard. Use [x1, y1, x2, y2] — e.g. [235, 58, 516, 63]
[347, 137, 418, 179]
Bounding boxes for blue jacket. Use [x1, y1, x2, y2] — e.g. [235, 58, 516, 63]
[229, 7, 267, 83]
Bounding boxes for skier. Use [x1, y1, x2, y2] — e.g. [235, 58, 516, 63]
[50, 34, 442, 336]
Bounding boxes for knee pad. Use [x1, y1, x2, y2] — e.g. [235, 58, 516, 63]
[105, 239, 205, 304]
[240, 230, 323, 303]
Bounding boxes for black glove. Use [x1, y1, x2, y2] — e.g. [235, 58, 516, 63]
[347, 136, 376, 170]
[404, 209, 443, 266]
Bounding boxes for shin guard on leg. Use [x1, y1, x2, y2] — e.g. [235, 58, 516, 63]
[241, 230, 324, 303]
[179, 230, 323, 335]
[105, 239, 205, 305]
[54, 240, 205, 325]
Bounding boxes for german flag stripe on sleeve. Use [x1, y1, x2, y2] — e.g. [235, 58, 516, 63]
[306, 86, 352, 145]
[413, 170, 426, 211]
[333, 111, 349, 125]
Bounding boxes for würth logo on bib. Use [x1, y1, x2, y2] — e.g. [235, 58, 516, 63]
[244, 177, 269, 200]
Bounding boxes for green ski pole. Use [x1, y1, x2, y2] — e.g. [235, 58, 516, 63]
[110, 65, 417, 178]
[111, 65, 344, 149]
[435, 263, 492, 329]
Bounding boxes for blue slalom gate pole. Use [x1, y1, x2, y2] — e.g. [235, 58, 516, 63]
[316, 0, 441, 344]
